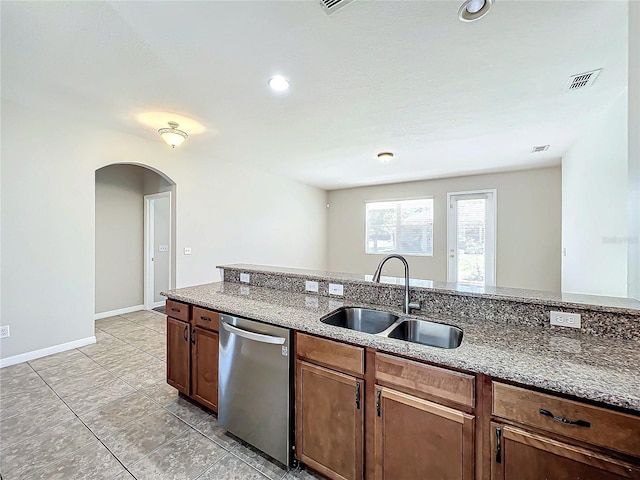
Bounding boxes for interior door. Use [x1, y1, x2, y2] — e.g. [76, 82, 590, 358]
[447, 190, 496, 286]
[144, 192, 171, 309]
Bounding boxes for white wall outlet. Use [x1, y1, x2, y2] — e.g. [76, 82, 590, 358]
[240, 273, 250, 283]
[328, 283, 344, 296]
[183, 247, 192, 255]
[550, 311, 581, 329]
[305, 280, 319, 293]
[0, 325, 9, 339]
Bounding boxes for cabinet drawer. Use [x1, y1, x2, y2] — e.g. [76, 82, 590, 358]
[492, 382, 640, 457]
[192, 306, 219, 331]
[375, 353, 475, 407]
[166, 300, 190, 322]
[296, 333, 364, 377]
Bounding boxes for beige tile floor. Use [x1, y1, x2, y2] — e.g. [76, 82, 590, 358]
[0, 310, 322, 480]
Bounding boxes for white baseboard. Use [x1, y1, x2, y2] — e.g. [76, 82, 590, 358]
[152, 301, 165, 308]
[94, 304, 145, 321]
[0, 336, 96, 368]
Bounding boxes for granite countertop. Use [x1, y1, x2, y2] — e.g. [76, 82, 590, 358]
[221, 263, 640, 315]
[163, 281, 640, 412]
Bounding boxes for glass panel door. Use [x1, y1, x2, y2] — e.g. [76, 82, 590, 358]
[447, 191, 496, 286]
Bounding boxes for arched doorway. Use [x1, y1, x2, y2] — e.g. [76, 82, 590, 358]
[94, 163, 176, 318]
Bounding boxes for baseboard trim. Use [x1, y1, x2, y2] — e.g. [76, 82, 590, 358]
[0, 336, 97, 368]
[94, 305, 145, 321]
[152, 301, 164, 308]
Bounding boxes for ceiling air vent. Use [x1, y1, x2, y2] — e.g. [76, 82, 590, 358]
[318, 0, 354, 15]
[531, 145, 550, 153]
[564, 69, 602, 92]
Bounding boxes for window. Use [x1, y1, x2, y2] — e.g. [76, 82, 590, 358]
[365, 198, 433, 256]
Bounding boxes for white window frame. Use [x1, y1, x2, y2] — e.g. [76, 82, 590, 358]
[364, 196, 434, 257]
[446, 189, 497, 286]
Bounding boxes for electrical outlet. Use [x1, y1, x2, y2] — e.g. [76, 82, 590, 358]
[305, 280, 319, 293]
[328, 283, 344, 296]
[0, 326, 10, 339]
[240, 273, 250, 283]
[183, 247, 192, 255]
[550, 311, 581, 329]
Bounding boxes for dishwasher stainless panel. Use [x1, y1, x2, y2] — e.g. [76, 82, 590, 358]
[218, 314, 292, 466]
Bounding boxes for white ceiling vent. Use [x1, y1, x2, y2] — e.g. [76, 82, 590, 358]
[531, 145, 550, 153]
[564, 69, 602, 92]
[318, 0, 354, 15]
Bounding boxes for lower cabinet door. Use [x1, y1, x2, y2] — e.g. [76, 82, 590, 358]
[375, 386, 475, 480]
[491, 423, 640, 480]
[167, 317, 190, 395]
[191, 327, 219, 412]
[296, 360, 364, 480]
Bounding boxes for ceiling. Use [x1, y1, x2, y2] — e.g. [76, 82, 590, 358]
[1, 1, 629, 190]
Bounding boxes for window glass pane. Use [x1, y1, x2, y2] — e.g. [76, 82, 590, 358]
[366, 199, 433, 255]
[455, 198, 486, 284]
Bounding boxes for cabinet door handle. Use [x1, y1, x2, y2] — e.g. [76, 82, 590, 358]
[539, 409, 591, 428]
[183, 325, 188, 342]
[355, 382, 361, 410]
[376, 389, 381, 417]
[495, 427, 502, 464]
[191, 328, 196, 345]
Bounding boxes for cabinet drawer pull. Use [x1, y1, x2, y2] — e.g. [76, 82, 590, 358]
[171, 307, 181, 313]
[539, 408, 591, 428]
[200, 316, 211, 321]
[495, 427, 502, 464]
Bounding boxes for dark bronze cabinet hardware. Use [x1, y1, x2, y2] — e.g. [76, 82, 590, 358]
[376, 389, 381, 417]
[183, 325, 188, 342]
[495, 427, 502, 464]
[355, 382, 361, 410]
[539, 408, 591, 427]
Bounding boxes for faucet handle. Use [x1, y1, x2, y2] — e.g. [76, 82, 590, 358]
[408, 301, 421, 312]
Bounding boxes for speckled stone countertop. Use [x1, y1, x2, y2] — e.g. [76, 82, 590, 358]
[220, 263, 640, 315]
[163, 281, 640, 413]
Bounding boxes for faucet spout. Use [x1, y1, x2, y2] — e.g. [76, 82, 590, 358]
[371, 254, 420, 314]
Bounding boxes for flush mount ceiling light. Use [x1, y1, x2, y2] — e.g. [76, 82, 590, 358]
[268, 75, 290, 92]
[377, 152, 394, 163]
[158, 121, 188, 148]
[458, 0, 493, 22]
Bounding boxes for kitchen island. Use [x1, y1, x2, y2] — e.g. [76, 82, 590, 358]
[163, 265, 640, 480]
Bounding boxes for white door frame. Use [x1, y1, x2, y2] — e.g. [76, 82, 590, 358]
[446, 189, 497, 286]
[144, 191, 172, 310]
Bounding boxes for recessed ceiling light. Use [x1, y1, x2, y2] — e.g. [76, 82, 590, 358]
[268, 75, 290, 92]
[458, 0, 493, 22]
[377, 152, 394, 163]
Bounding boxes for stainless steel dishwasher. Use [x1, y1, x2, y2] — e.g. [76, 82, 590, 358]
[218, 314, 292, 466]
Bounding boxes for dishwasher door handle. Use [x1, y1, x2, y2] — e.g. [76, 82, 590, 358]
[222, 322, 286, 345]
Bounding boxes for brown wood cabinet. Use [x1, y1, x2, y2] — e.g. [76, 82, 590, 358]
[166, 301, 219, 412]
[296, 360, 364, 480]
[167, 316, 190, 394]
[490, 423, 640, 480]
[375, 386, 475, 480]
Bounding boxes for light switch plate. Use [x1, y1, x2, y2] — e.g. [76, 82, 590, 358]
[159, 245, 169, 252]
[183, 247, 192, 255]
[240, 273, 250, 283]
[550, 311, 581, 329]
[328, 283, 344, 296]
[305, 281, 319, 293]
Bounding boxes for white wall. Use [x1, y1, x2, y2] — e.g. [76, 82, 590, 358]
[0, 104, 328, 360]
[327, 167, 561, 291]
[562, 92, 628, 297]
[628, 0, 640, 300]
[95, 165, 145, 313]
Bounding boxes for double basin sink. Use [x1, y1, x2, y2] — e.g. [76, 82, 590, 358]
[320, 307, 463, 349]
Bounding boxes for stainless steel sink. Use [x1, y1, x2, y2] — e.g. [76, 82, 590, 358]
[388, 319, 463, 349]
[320, 307, 400, 334]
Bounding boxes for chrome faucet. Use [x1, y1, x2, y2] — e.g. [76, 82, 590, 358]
[372, 254, 421, 315]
